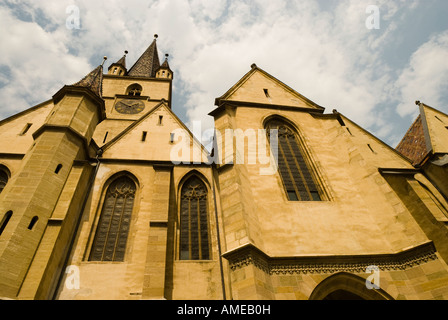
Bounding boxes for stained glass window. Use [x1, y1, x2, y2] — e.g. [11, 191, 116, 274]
[266, 120, 322, 201]
[89, 176, 136, 261]
[179, 176, 210, 260]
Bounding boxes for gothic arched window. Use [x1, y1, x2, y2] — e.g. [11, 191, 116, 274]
[0, 170, 9, 194]
[89, 176, 136, 261]
[266, 119, 322, 201]
[179, 176, 210, 260]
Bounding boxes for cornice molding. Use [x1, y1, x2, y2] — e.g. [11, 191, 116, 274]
[223, 242, 438, 275]
[209, 100, 325, 118]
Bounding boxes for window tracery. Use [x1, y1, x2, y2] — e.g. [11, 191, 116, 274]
[266, 120, 322, 201]
[179, 176, 210, 260]
[89, 176, 136, 261]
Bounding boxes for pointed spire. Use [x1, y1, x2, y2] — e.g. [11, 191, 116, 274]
[127, 34, 161, 78]
[117, 50, 128, 69]
[71, 57, 106, 97]
[160, 53, 171, 69]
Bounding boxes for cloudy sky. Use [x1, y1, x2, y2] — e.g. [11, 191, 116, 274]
[0, 0, 447, 148]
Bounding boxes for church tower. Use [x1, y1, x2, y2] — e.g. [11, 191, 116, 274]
[0, 35, 192, 300]
[0, 61, 106, 298]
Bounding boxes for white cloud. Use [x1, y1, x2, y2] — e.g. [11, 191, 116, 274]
[0, 0, 445, 149]
[0, 5, 90, 117]
[395, 30, 448, 117]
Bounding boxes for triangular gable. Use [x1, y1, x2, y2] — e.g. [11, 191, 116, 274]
[214, 65, 324, 111]
[102, 101, 210, 163]
[0, 100, 54, 155]
[419, 103, 448, 155]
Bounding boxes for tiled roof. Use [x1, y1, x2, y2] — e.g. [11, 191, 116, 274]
[395, 115, 430, 166]
[71, 65, 103, 97]
[158, 55, 172, 71]
[127, 38, 160, 78]
[115, 54, 126, 69]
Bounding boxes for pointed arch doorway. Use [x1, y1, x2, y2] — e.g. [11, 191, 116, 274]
[309, 272, 394, 300]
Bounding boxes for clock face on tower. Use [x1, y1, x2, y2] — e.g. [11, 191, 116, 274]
[114, 99, 145, 114]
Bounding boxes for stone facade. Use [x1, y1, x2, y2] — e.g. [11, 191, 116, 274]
[1, 38, 448, 300]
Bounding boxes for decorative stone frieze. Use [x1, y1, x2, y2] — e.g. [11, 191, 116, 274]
[223, 241, 438, 275]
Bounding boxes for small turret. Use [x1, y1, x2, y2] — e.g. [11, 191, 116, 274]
[156, 54, 173, 80]
[0, 60, 107, 298]
[108, 51, 128, 76]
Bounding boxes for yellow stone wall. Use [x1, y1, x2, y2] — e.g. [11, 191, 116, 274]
[0, 101, 54, 155]
[209, 68, 448, 300]
[228, 255, 448, 300]
[213, 104, 428, 258]
[55, 164, 224, 300]
[1, 62, 448, 301]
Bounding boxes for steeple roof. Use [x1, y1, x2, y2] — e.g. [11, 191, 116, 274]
[71, 63, 104, 98]
[115, 54, 127, 69]
[127, 35, 161, 78]
[395, 114, 429, 166]
[158, 54, 172, 71]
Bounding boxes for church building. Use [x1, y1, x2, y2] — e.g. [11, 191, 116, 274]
[1, 36, 448, 300]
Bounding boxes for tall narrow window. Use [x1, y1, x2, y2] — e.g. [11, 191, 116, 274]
[89, 176, 136, 261]
[55, 164, 63, 174]
[179, 176, 210, 260]
[0, 211, 13, 236]
[435, 116, 444, 123]
[20, 123, 32, 135]
[0, 170, 8, 194]
[28, 216, 39, 230]
[346, 127, 353, 136]
[266, 120, 322, 201]
[103, 131, 109, 144]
